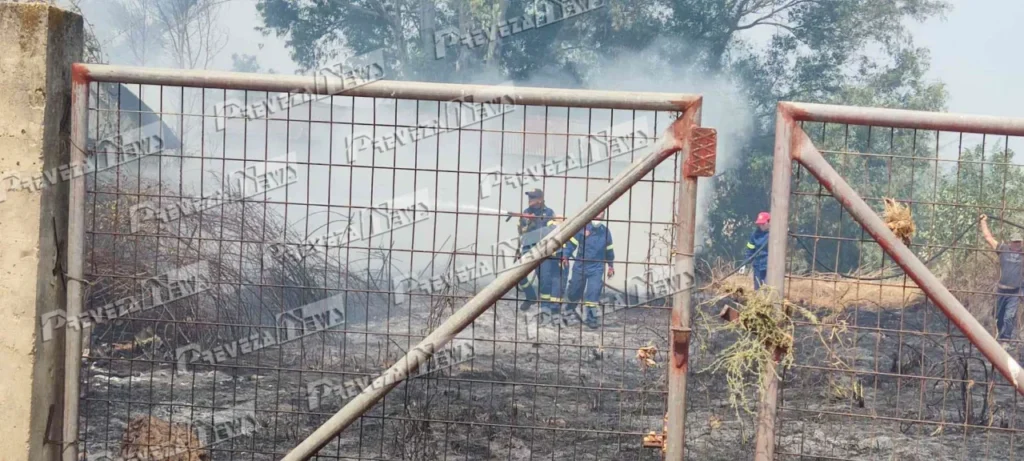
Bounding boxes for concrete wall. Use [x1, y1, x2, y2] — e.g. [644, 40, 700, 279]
[0, 3, 82, 460]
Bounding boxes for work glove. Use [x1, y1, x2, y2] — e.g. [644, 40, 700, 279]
[561, 257, 569, 268]
[738, 265, 747, 275]
[607, 266, 615, 278]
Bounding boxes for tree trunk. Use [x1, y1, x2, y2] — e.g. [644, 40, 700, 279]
[419, 0, 436, 58]
[706, 35, 731, 74]
[485, 0, 509, 66]
[456, 0, 469, 76]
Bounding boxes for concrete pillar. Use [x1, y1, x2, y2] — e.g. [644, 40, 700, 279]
[0, 3, 83, 461]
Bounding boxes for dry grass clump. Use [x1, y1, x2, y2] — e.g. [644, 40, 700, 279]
[120, 415, 207, 460]
[697, 280, 866, 418]
[641, 413, 668, 453]
[636, 345, 658, 368]
[883, 197, 915, 245]
[701, 287, 819, 414]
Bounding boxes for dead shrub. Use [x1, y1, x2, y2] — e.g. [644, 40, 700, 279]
[883, 197, 915, 245]
[86, 174, 379, 362]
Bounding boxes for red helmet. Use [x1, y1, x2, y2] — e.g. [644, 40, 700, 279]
[755, 212, 770, 225]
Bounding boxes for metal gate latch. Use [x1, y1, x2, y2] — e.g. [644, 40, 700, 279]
[683, 127, 717, 178]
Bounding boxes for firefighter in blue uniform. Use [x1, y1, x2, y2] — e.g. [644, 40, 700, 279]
[519, 217, 571, 320]
[517, 189, 556, 311]
[564, 209, 615, 329]
[744, 211, 771, 290]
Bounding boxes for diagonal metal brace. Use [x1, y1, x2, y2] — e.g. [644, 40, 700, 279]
[281, 114, 696, 461]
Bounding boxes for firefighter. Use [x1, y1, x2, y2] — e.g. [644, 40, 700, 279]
[516, 189, 555, 311]
[522, 217, 571, 320]
[564, 209, 615, 329]
[743, 211, 770, 290]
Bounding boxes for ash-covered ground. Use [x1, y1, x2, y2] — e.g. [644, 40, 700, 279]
[79, 295, 1024, 460]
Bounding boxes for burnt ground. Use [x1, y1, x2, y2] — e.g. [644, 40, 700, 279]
[79, 295, 1024, 460]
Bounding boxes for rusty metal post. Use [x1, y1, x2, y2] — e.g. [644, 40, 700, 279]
[62, 63, 89, 461]
[790, 125, 1024, 396]
[664, 103, 702, 460]
[752, 105, 795, 460]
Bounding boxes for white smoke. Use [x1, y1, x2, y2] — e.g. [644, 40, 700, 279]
[518, 38, 755, 245]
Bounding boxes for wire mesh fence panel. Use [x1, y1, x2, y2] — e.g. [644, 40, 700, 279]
[71, 78, 693, 460]
[774, 119, 1024, 460]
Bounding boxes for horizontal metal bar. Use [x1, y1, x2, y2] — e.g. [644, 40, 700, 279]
[781, 101, 1024, 136]
[776, 406, 1024, 435]
[78, 64, 700, 111]
[787, 362, 1015, 388]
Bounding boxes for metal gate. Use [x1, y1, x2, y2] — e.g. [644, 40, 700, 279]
[63, 64, 711, 460]
[759, 102, 1024, 460]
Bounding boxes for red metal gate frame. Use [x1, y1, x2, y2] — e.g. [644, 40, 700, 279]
[65, 63, 710, 461]
[754, 102, 1024, 459]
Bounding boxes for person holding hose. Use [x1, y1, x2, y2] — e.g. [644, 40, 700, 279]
[564, 209, 615, 329]
[979, 214, 1023, 345]
[516, 189, 555, 311]
[743, 212, 771, 290]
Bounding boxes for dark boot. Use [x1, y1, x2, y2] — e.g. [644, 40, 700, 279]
[584, 307, 600, 329]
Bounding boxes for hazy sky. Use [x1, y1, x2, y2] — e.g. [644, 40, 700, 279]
[216, 0, 296, 74]
[78, 0, 1020, 118]
[909, 0, 1024, 118]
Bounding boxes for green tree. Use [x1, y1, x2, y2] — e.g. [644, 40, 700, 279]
[704, 10, 950, 262]
[254, 0, 636, 80]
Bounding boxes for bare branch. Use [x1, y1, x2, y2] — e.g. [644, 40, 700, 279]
[733, 0, 816, 32]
